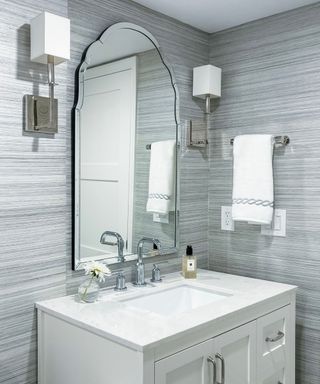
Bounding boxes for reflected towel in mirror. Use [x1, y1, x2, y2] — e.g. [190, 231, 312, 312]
[232, 134, 274, 225]
[146, 140, 176, 214]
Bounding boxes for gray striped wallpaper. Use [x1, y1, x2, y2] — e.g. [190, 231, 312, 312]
[209, 3, 320, 383]
[0, 0, 209, 382]
[2, 0, 319, 382]
[0, 1, 69, 381]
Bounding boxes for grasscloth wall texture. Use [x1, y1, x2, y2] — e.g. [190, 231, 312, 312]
[1, 0, 320, 382]
[0, 0, 209, 382]
[0, 1, 69, 381]
[209, 3, 320, 383]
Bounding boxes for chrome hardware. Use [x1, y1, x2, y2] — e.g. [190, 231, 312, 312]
[151, 264, 162, 283]
[186, 119, 208, 148]
[100, 231, 125, 263]
[146, 142, 180, 150]
[230, 135, 290, 146]
[114, 271, 127, 291]
[207, 356, 216, 384]
[133, 237, 161, 287]
[24, 56, 59, 134]
[215, 353, 225, 384]
[47, 55, 57, 131]
[24, 95, 58, 134]
[265, 330, 285, 343]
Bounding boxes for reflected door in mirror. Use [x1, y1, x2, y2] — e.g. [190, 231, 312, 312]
[80, 58, 136, 261]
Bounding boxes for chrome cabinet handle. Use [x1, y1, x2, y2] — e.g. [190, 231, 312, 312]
[207, 356, 216, 384]
[265, 330, 285, 343]
[215, 353, 225, 384]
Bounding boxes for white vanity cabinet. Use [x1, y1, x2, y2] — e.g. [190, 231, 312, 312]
[36, 271, 296, 384]
[154, 306, 293, 384]
[155, 321, 256, 384]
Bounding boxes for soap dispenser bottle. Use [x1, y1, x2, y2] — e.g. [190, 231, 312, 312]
[182, 245, 197, 279]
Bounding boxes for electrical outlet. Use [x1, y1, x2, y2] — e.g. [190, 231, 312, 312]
[221, 206, 235, 231]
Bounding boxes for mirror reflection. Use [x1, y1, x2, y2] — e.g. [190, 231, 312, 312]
[73, 23, 179, 268]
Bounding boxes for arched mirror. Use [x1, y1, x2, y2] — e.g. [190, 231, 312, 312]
[73, 23, 179, 269]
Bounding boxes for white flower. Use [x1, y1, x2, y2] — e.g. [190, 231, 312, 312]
[84, 261, 111, 283]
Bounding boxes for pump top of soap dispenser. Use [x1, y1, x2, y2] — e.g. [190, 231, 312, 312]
[186, 245, 193, 256]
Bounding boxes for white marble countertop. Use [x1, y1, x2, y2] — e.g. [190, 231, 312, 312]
[36, 270, 297, 351]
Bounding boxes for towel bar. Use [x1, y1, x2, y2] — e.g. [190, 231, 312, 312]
[230, 135, 290, 146]
[146, 142, 180, 150]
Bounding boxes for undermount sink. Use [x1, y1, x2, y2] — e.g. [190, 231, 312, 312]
[121, 284, 232, 316]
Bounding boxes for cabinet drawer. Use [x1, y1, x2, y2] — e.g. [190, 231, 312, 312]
[257, 306, 291, 384]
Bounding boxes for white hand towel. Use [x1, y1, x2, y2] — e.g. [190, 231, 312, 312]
[232, 134, 274, 225]
[146, 140, 176, 214]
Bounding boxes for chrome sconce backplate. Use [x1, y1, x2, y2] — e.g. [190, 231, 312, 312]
[186, 119, 208, 148]
[24, 95, 58, 134]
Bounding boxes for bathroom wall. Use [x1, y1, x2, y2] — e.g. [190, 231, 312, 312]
[209, 3, 320, 383]
[0, 0, 209, 382]
[0, 1, 69, 381]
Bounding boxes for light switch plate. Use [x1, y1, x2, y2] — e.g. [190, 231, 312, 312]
[221, 206, 235, 231]
[153, 213, 169, 224]
[261, 209, 286, 237]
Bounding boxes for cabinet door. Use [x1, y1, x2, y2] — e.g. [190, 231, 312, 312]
[213, 321, 256, 384]
[155, 339, 214, 384]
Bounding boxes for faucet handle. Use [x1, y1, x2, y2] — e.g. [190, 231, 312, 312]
[114, 270, 127, 291]
[151, 264, 162, 283]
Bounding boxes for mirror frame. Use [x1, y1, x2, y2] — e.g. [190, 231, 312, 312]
[72, 23, 180, 270]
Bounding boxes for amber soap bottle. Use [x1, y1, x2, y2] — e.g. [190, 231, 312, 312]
[182, 245, 197, 279]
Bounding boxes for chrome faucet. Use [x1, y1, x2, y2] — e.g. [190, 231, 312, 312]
[100, 231, 125, 263]
[134, 237, 161, 286]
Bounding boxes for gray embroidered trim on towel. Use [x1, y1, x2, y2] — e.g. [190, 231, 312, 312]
[149, 193, 171, 201]
[233, 198, 274, 207]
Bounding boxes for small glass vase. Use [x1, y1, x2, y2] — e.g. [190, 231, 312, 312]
[78, 276, 100, 303]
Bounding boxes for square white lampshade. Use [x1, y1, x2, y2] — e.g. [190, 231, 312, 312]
[193, 64, 221, 99]
[30, 12, 70, 65]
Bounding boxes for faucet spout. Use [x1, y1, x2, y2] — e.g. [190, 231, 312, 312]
[100, 231, 125, 263]
[134, 237, 162, 286]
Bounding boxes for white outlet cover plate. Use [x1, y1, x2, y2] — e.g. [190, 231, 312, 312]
[261, 209, 286, 237]
[221, 206, 235, 231]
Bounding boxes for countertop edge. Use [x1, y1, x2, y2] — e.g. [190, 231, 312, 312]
[36, 284, 297, 352]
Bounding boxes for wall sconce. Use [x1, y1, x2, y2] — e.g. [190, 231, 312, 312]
[193, 64, 221, 114]
[24, 12, 70, 134]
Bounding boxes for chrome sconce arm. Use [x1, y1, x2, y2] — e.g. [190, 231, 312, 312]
[47, 55, 58, 129]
